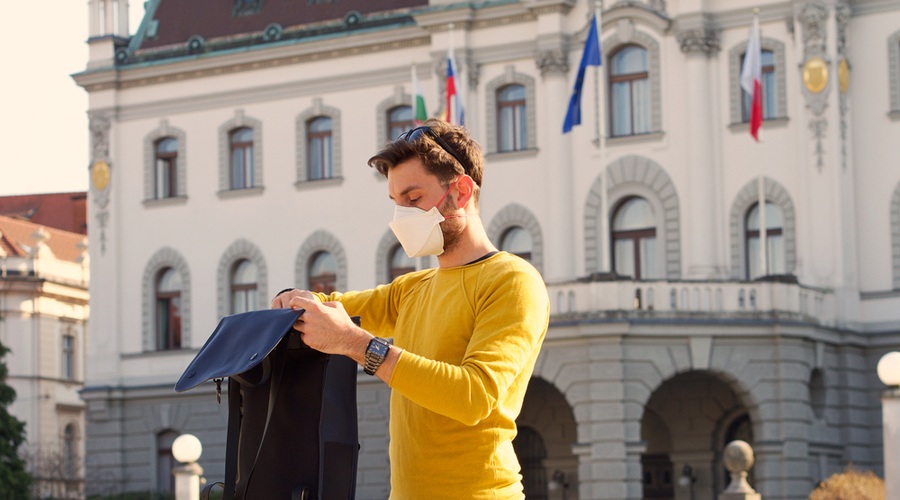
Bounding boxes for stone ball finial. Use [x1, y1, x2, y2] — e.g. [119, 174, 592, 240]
[723, 440, 755, 473]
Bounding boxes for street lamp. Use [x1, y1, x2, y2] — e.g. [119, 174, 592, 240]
[878, 352, 900, 500]
[172, 434, 204, 500]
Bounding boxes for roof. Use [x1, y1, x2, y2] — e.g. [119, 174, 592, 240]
[0, 215, 87, 263]
[0, 192, 87, 235]
[125, 0, 427, 64]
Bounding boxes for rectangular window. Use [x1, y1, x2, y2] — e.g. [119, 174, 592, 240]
[62, 334, 75, 380]
[309, 135, 333, 180]
[156, 296, 182, 350]
[741, 50, 777, 122]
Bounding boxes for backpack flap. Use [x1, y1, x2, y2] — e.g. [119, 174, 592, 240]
[174, 308, 305, 392]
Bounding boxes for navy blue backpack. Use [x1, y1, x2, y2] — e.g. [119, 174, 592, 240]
[175, 308, 359, 500]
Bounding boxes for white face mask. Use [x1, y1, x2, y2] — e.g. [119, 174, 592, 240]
[389, 179, 462, 258]
[389, 205, 446, 258]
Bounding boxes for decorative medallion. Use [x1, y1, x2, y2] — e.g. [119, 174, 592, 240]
[838, 58, 849, 94]
[803, 56, 828, 94]
[91, 160, 111, 191]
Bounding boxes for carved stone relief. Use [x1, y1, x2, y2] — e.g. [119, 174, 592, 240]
[797, 1, 831, 171]
[535, 49, 568, 77]
[89, 112, 112, 254]
[676, 28, 720, 57]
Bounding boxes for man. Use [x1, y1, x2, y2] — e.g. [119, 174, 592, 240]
[272, 119, 549, 499]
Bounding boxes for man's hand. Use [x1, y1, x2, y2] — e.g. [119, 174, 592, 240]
[271, 289, 314, 309]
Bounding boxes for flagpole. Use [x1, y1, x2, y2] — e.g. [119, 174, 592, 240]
[592, 1, 604, 149]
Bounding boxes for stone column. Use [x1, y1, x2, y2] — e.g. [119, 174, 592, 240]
[676, 27, 725, 280]
[532, 2, 575, 281]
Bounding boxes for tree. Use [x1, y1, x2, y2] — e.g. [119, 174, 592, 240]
[0, 338, 31, 499]
[809, 465, 885, 500]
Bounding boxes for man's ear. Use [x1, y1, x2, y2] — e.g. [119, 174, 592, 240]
[456, 175, 475, 208]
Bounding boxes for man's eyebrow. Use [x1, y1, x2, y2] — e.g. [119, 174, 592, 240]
[389, 185, 422, 201]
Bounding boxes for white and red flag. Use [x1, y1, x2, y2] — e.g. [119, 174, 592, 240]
[740, 15, 763, 141]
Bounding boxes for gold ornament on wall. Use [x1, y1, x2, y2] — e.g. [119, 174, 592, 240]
[837, 58, 850, 93]
[91, 160, 111, 190]
[803, 57, 828, 94]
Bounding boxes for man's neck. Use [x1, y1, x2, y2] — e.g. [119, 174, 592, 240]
[436, 215, 498, 269]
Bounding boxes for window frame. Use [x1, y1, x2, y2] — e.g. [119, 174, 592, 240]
[153, 137, 178, 199]
[728, 36, 787, 126]
[307, 250, 338, 294]
[744, 201, 786, 280]
[387, 105, 415, 142]
[610, 196, 658, 280]
[144, 121, 187, 202]
[496, 84, 528, 152]
[608, 44, 651, 138]
[61, 332, 75, 380]
[142, 248, 192, 352]
[296, 100, 342, 184]
[155, 267, 183, 351]
[485, 68, 537, 155]
[229, 127, 255, 190]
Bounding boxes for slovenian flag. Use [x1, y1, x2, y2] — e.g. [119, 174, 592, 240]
[563, 12, 602, 134]
[740, 15, 763, 141]
[412, 64, 428, 125]
[445, 53, 465, 125]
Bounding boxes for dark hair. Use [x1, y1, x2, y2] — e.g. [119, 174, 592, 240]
[368, 119, 485, 196]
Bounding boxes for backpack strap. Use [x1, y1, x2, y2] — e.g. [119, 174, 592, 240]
[233, 341, 287, 500]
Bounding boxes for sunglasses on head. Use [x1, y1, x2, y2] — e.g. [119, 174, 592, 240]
[397, 126, 469, 176]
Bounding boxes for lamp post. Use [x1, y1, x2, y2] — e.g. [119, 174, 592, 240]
[877, 351, 900, 500]
[171, 434, 204, 500]
[679, 464, 696, 500]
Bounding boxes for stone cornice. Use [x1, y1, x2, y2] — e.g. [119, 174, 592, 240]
[74, 29, 430, 93]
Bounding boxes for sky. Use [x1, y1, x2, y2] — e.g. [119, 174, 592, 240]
[0, 1, 144, 197]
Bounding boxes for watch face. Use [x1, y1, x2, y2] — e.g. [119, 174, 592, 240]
[369, 339, 390, 357]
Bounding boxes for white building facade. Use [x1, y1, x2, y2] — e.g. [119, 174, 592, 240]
[74, 0, 900, 498]
[0, 216, 89, 498]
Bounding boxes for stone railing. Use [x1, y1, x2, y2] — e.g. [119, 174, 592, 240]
[546, 277, 835, 327]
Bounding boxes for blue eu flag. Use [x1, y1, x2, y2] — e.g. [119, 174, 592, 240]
[562, 14, 602, 134]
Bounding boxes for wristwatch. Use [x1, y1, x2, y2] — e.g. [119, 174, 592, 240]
[364, 337, 391, 376]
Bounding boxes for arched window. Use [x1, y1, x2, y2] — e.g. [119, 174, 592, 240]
[741, 49, 776, 121]
[63, 424, 76, 478]
[388, 105, 414, 140]
[500, 226, 533, 262]
[156, 430, 179, 494]
[155, 268, 182, 350]
[154, 137, 178, 198]
[612, 197, 658, 280]
[307, 117, 333, 180]
[745, 201, 785, 279]
[229, 127, 254, 189]
[512, 426, 548, 500]
[609, 45, 651, 137]
[388, 243, 415, 282]
[497, 84, 527, 152]
[308, 251, 337, 294]
[230, 259, 258, 314]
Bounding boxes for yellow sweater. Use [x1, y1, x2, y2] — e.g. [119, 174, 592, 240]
[318, 252, 549, 499]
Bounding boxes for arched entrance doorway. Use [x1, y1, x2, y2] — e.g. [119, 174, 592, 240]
[516, 377, 578, 500]
[641, 371, 754, 500]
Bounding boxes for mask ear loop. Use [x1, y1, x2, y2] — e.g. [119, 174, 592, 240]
[436, 178, 470, 221]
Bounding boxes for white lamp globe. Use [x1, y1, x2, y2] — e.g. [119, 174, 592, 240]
[171, 434, 203, 464]
[877, 352, 900, 387]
